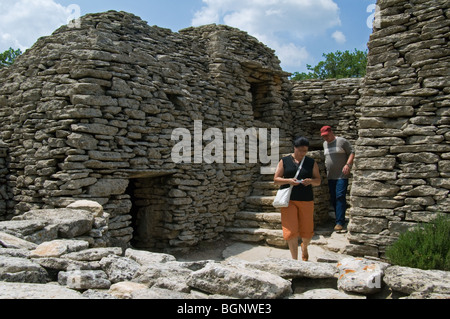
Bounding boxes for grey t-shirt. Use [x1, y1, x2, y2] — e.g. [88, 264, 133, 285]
[323, 137, 355, 180]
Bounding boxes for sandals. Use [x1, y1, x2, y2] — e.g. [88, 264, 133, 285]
[301, 243, 309, 261]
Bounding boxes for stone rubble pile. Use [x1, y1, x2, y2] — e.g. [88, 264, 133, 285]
[0, 200, 109, 247]
[0, 202, 449, 299]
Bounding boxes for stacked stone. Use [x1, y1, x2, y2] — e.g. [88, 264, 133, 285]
[307, 151, 331, 225]
[0, 140, 10, 220]
[0, 11, 291, 249]
[348, 0, 450, 257]
[289, 80, 362, 225]
[2, 210, 449, 299]
[0, 200, 108, 247]
[2, 0, 448, 256]
[290, 78, 362, 150]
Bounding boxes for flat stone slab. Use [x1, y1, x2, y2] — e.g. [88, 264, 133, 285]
[337, 257, 390, 295]
[30, 239, 90, 258]
[58, 270, 111, 290]
[187, 262, 292, 299]
[0, 282, 84, 299]
[0, 256, 49, 283]
[13, 209, 95, 238]
[0, 231, 37, 250]
[0, 220, 58, 244]
[244, 257, 338, 279]
[291, 288, 366, 299]
[384, 266, 450, 295]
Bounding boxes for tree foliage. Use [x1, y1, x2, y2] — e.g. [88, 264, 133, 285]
[291, 49, 368, 81]
[0, 48, 23, 68]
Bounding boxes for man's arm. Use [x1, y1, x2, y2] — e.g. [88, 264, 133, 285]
[342, 152, 355, 176]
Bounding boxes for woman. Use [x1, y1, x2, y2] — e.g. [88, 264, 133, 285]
[274, 137, 321, 261]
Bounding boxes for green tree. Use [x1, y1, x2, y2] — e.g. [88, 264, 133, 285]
[0, 47, 23, 68]
[291, 49, 368, 81]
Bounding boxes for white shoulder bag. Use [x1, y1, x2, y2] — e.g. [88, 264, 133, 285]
[273, 157, 305, 208]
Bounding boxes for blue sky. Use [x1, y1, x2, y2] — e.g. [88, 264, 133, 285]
[0, 0, 377, 73]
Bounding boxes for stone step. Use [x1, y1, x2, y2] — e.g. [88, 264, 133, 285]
[253, 181, 279, 190]
[235, 211, 281, 224]
[252, 181, 279, 196]
[233, 211, 281, 229]
[258, 174, 277, 182]
[245, 196, 276, 207]
[225, 227, 286, 248]
[252, 189, 278, 196]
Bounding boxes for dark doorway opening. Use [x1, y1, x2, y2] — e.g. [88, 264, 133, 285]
[124, 170, 176, 251]
[249, 81, 270, 122]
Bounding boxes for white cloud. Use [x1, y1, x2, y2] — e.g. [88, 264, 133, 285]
[192, 0, 341, 71]
[272, 42, 310, 70]
[332, 30, 346, 44]
[0, 0, 75, 52]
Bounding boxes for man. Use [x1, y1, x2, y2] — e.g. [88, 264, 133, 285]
[321, 126, 355, 231]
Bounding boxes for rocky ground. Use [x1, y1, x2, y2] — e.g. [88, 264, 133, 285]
[1, 204, 449, 300]
[172, 222, 348, 263]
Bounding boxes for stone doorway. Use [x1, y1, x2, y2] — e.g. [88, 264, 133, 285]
[124, 170, 176, 250]
[242, 64, 284, 126]
[249, 80, 270, 121]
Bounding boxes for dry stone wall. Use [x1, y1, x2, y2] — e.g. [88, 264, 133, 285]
[0, 0, 448, 257]
[0, 11, 291, 249]
[348, 0, 450, 257]
[289, 79, 363, 223]
[0, 142, 9, 219]
[290, 78, 362, 150]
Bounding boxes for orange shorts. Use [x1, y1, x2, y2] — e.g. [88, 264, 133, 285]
[280, 201, 314, 240]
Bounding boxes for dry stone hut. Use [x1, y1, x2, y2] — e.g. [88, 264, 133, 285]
[0, 11, 293, 250]
[0, 0, 449, 258]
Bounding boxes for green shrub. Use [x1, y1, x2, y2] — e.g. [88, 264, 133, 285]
[386, 215, 450, 271]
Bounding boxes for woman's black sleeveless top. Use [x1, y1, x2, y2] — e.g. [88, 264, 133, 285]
[280, 155, 315, 202]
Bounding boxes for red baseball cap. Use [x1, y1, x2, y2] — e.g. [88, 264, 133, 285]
[320, 126, 332, 136]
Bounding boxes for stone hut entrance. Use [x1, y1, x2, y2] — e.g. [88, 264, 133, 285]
[241, 63, 287, 126]
[124, 170, 176, 250]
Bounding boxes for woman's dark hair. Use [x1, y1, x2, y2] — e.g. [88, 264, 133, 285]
[293, 136, 310, 148]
